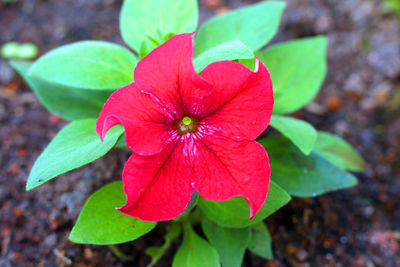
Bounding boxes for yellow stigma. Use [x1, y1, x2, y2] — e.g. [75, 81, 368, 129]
[182, 116, 191, 126]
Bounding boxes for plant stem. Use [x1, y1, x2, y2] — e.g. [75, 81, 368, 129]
[108, 245, 134, 261]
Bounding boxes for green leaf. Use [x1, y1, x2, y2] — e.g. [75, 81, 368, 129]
[29, 41, 138, 90]
[259, 136, 358, 197]
[10, 60, 111, 121]
[198, 181, 291, 228]
[193, 40, 254, 72]
[239, 58, 256, 71]
[172, 223, 219, 267]
[69, 181, 157, 245]
[195, 1, 286, 55]
[257, 36, 328, 114]
[114, 133, 129, 150]
[386, 0, 400, 17]
[201, 216, 250, 267]
[146, 222, 182, 267]
[120, 0, 198, 53]
[1, 42, 19, 58]
[1, 42, 38, 59]
[269, 115, 317, 155]
[247, 222, 273, 260]
[313, 131, 365, 172]
[27, 119, 123, 190]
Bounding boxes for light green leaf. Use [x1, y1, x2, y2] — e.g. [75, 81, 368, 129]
[313, 131, 365, 172]
[195, 1, 286, 55]
[257, 36, 328, 114]
[29, 41, 138, 90]
[69, 181, 157, 245]
[146, 222, 182, 267]
[27, 119, 123, 190]
[120, 0, 198, 52]
[193, 40, 254, 72]
[259, 136, 358, 197]
[201, 216, 250, 267]
[1, 42, 38, 59]
[269, 115, 317, 155]
[198, 181, 291, 228]
[10, 60, 111, 121]
[247, 222, 273, 260]
[1, 42, 19, 58]
[172, 223, 219, 267]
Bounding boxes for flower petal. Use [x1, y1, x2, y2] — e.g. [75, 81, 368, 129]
[192, 135, 271, 219]
[118, 139, 194, 221]
[134, 33, 212, 116]
[96, 83, 177, 155]
[200, 59, 273, 140]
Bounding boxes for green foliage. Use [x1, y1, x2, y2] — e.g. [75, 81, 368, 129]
[12, 1, 362, 264]
[10, 60, 111, 121]
[120, 0, 198, 53]
[198, 181, 291, 228]
[193, 40, 254, 72]
[313, 131, 365, 172]
[269, 115, 317, 155]
[69, 181, 157, 245]
[146, 223, 182, 267]
[114, 134, 129, 150]
[257, 36, 328, 114]
[195, 1, 286, 55]
[26, 120, 123, 190]
[259, 136, 358, 197]
[172, 222, 219, 267]
[29, 41, 138, 90]
[385, 0, 400, 17]
[201, 216, 251, 267]
[247, 222, 273, 260]
[1, 42, 38, 59]
[239, 58, 257, 71]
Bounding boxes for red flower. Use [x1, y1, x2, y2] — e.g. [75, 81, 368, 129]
[96, 33, 273, 221]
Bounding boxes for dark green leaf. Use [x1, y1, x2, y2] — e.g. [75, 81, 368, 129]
[247, 222, 273, 260]
[29, 41, 138, 90]
[259, 136, 358, 197]
[114, 133, 129, 150]
[269, 115, 317, 155]
[146, 223, 182, 267]
[313, 131, 365, 172]
[138, 38, 158, 60]
[193, 40, 254, 72]
[172, 223, 219, 267]
[386, 0, 400, 17]
[201, 216, 250, 267]
[27, 119, 123, 190]
[195, 1, 286, 55]
[10, 60, 111, 121]
[120, 0, 198, 52]
[198, 181, 291, 228]
[238, 58, 256, 71]
[257, 36, 328, 114]
[69, 181, 157, 245]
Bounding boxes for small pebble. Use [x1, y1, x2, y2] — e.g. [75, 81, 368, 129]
[296, 249, 308, 261]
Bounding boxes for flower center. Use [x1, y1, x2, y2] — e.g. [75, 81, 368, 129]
[176, 116, 198, 134]
[182, 116, 191, 126]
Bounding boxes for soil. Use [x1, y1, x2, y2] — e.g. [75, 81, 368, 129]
[1, 0, 399, 266]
